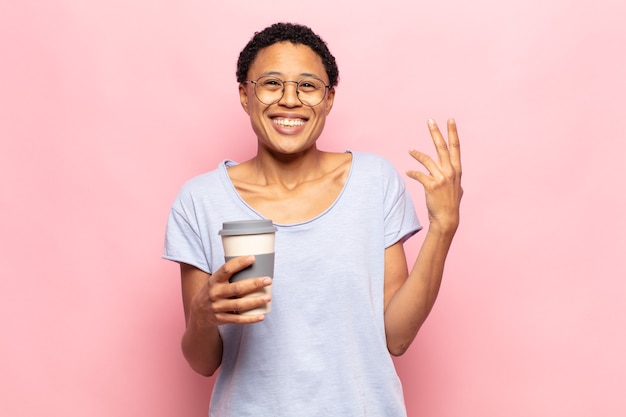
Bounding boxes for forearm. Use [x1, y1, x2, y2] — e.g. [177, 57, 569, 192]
[384, 224, 456, 355]
[181, 314, 223, 376]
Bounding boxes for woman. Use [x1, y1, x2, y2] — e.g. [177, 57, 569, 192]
[164, 22, 462, 417]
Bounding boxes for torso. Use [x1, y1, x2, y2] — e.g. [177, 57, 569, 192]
[227, 151, 352, 224]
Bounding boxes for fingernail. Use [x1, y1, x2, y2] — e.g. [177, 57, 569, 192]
[428, 118, 435, 126]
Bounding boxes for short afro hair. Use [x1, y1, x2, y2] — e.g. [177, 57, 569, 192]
[236, 22, 339, 87]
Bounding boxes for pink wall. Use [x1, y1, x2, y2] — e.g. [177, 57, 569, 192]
[1, 1, 625, 416]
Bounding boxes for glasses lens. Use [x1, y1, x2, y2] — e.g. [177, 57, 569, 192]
[253, 76, 328, 106]
[254, 76, 284, 105]
[297, 78, 327, 106]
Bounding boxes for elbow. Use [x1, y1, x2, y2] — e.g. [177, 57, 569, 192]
[182, 347, 222, 377]
[388, 343, 409, 357]
[192, 364, 219, 377]
[185, 356, 221, 377]
[386, 326, 421, 356]
[181, 330, 223, 377]
[387, 333, 412, 356]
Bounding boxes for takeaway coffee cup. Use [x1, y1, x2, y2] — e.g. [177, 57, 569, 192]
[218, 219, 277, 315]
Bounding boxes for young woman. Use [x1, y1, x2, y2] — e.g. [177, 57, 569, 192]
[164, 22, 462, 417]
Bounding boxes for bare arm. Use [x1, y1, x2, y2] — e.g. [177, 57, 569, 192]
[383, 118, 463, 356]
[179, 257, 272, 376]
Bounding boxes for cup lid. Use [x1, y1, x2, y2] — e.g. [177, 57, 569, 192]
[218, 219, 277, 236]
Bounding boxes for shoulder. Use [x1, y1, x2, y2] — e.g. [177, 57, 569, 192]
[173, 160, 233, 207]
[178, 161, 230, 193]
[320, 151, 353, 177]
[350, 150, 393, 165]
[349, 151, 400, 177]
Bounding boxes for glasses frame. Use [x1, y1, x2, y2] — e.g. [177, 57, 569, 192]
[244, 76, 331, 107]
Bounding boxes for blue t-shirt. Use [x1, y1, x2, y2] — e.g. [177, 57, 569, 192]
[164, 151, 422, 416]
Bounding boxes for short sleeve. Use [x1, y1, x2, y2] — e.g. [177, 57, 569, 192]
[381, 158, 422, 247]
[163, 193, 210, 273]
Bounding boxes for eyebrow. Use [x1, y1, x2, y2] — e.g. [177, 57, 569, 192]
[261, 71, 321, 79]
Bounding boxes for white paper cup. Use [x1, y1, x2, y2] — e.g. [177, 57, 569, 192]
[219, 220, 276, 315]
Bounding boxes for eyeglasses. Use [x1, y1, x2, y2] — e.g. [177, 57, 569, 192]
[244, 76, 331, 107]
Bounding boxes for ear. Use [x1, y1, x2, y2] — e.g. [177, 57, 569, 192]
[324, 87, 336, 116]
[239, 83, 250, 114]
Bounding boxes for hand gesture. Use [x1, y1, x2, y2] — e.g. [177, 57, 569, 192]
[406, 118, 463, 233]
[185, 256, 272, 326]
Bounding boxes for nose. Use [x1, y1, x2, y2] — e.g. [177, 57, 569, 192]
[278, 81, 301, 107]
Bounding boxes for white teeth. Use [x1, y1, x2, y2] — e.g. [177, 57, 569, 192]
[273, 118, 305, 127]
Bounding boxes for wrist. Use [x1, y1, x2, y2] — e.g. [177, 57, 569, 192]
[428, 217, 459, 235]
[187, 301, 218, 331]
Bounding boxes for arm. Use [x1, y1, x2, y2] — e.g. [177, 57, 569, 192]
[180, 257, 273, 376]
[383, 118, 463, 356]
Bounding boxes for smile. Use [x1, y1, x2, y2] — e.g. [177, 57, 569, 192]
[272, 118, 306, 127]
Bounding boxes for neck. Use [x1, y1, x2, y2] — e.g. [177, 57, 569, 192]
[250, 146, 326, 189]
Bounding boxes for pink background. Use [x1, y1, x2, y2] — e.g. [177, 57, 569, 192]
[2, 1, 625, 416]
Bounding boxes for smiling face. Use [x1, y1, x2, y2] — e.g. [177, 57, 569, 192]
[239, 42, 335, 157]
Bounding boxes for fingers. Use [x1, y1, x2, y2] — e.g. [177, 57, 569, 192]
[406, 118, 463, 230]
[215, 255, 256, 283]
[205, 281, 272, 324]
[228, 276, 273, 299]
[215, 255, 272, 300]
[215, 311, 266, 324]
[213, 288, 271, 321]
[406, 149, 437, 185]
[406, 118, 448, 183]
[207, 256, 272, 322]
[408, 118, 462, 179]
[427, 118, 450, 165]
[446, 118, 462, 177]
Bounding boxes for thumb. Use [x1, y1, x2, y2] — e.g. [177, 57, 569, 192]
[218, 255, 255, 282]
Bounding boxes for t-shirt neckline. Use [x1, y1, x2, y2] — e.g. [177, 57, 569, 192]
[220, 151, 355, 228]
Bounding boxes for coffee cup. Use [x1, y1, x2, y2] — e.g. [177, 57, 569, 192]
[218, 219, 277, 315]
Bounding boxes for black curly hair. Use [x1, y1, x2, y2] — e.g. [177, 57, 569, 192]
[236, 22, 339, 87]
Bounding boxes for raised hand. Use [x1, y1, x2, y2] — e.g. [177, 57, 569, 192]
[406, 118, 463, 233]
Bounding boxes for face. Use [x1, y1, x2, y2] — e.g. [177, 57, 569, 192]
[239, 42, 335, 156]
